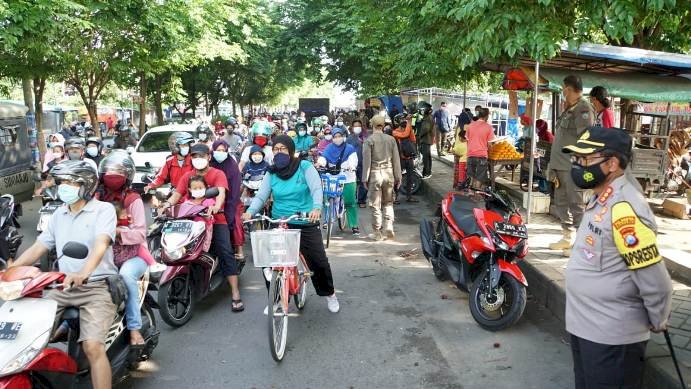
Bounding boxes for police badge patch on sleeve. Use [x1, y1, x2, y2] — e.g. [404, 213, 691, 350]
[612, 201, 661, 270]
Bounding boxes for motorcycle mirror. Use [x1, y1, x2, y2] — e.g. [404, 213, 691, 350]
[142, 174, 155, 184]
[62, 241, 89, 259]
[205, 187, 219, 198]
[144, 161, 152, 169]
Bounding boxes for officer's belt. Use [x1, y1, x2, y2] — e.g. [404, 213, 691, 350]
[369, 163, 393, 170]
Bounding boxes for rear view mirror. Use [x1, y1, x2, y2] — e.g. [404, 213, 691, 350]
[142, 174, 155, 184]
[62, 241, 89, 259]
[145, 161, 152, 169]
[205, 187, 219, 198]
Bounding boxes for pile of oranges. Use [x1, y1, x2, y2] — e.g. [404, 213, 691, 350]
[488, 140, 524, 161]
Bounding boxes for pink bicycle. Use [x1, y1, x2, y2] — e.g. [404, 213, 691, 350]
[244, 214, 311, 361]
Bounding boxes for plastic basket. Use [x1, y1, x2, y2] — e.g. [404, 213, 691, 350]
[250, 229, 301, 267]
[321, 174, 346, 198]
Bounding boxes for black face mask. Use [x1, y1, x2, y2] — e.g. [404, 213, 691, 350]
[570, 158, 609, 189]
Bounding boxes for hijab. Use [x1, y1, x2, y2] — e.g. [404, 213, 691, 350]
[269, 135, 301, 180]
[322, 129, 356, 164]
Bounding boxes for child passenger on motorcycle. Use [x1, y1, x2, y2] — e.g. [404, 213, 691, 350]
[183, 175, 215, 252]
[242, 145, 270, 180]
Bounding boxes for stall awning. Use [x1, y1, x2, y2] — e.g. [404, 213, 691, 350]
[538, 67, 691, 102]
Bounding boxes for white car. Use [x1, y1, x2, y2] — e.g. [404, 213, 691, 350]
[130, 123, 197, 189]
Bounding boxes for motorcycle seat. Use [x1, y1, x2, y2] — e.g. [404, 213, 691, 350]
[448, 194, 484, 237]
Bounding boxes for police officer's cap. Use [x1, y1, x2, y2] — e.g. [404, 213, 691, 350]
[370, 115, 386, 127]
[562, 126, 632, 157]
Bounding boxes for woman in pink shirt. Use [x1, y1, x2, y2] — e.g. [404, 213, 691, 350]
[99, 150, 154, 347]
[465, 108, 495, 189]
[589, 86, 615, 128]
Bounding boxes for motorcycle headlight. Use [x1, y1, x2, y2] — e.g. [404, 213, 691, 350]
[0, 330, 50, 376]
[489, 230, 510, 251]
[0, 280, 26, 301]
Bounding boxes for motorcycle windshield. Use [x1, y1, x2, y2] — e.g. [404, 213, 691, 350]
[0, 298, 56, 373]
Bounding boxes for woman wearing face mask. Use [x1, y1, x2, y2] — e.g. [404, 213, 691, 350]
[85, 137, 103, 166]
[347, 120, 368, 207]
[162, 144, 243, 312]
[98, 150, 155, 347]
[210, 139, 245, 264]
[294, 122, 314, 154]
[42, 134, 66, 173]
[242, 135, 340, 313]
[317, 127, 333, 155]
[322, 128, 360, 235]
[36, 143, 68, 196]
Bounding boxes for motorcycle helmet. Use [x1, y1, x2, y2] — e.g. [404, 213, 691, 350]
[98, 149, 136, 185]
[417, 101, 432, 115]
[86, 136, 102, 152]
[167, 131, 195, 154]
[196, 125, 214, 141]
[393, 113, 407, 128]
[49, 160, 99, 200]
[64, 137, 86, 151]
[225, 118, 237, 127]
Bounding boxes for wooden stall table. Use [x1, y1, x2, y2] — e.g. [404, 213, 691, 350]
[488, 158, 522, 189]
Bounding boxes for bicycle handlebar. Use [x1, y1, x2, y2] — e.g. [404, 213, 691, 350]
[242, 213, 309, 224]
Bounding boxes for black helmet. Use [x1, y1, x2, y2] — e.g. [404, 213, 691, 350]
[393, 113, 407, 128]
[98, 149, 135, 184]
[417, 101, 432, 115]
[49, 160, 99, 200]
[196, 125, 213, 140]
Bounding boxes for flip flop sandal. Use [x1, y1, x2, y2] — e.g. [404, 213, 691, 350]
[231, 299, 245, 312]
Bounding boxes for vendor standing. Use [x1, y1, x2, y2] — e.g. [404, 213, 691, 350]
[562, 126, 672, 389]
[548, 75, 595, 256]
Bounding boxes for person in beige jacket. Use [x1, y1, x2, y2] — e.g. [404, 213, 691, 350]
[362, 115, 402, 241]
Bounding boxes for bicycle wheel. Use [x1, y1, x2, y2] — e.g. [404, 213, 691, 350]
[294, 256, 309, 310]
[337, 197, 346, 231]
[268, 270, 288, 361]
[326, 197, 334, 248]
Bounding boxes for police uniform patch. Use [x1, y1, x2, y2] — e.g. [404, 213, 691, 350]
[593, 206, 608, 222]
[585, 235, 595, 246]
[612, 201, 661, 270]
[598, 186, 613, 205]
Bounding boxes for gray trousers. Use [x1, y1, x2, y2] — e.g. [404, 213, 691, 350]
[553, 170, 586, 231]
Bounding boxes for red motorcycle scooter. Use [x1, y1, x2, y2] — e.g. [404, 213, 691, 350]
[156, 188, 231, 327]
[0, 242, 159, 388]
[420, 187, 529, 331]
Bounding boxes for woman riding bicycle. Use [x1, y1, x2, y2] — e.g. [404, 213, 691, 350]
[319, 128, 360, 235]
[242, 135, 340, 313]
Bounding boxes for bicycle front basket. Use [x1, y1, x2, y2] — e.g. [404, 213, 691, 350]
[250, 229, 301, 267]
[321, 173, 346, 198]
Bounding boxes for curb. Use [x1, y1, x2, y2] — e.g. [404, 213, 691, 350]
[428, 154, 687, 389]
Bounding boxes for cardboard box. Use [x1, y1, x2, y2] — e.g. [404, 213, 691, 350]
[662, 198, 690, 219]
[521, 192, 551, 214]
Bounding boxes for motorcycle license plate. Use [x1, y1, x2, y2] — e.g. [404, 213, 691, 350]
[40, 204, 60, 213]
[163, 221, 192, 234]
[0, 321, 22, 340]
[494, 222, 528, 239]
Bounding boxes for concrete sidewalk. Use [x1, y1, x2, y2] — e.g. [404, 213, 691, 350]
[421, 151, 691, 389]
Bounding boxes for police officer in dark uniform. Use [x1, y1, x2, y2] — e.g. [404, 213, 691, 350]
[563, 127, 673, 389]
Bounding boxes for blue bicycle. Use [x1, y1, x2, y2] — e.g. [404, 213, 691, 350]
[320, 172, 346, 248]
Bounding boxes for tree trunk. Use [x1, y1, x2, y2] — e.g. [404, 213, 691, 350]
[139, 73, 147, 136]
[154, 75, 164, 125]
[33, 78, 47, 165]
[232, 99, 236, 116]
[22, 78, 34, 113]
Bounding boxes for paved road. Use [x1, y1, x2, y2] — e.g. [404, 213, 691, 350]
[16, 196, 574, 389]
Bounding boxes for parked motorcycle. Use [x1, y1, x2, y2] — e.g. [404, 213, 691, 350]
[0, 194, 22, 270]
[420, 188, 528, 331]
[156, 188, 229, 327]
[0, 241, 159, 387]
[35, 187, 63, 271]
[399, 153, 423, 196]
